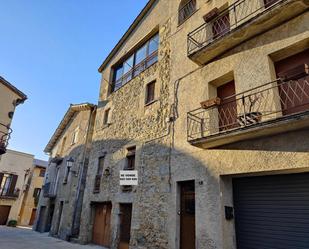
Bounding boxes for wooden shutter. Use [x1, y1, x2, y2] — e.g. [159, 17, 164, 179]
[8, 175, 18, 195]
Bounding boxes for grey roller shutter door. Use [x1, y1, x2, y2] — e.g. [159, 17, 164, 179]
[233, 173, 309, 249]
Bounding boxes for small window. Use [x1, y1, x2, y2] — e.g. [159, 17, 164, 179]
[63, 165, 70, 184]
[97, 156, 105, 176]
[71, 128, 79, 145]
[145, 81, 156, 105]
[39, 169, 46, 177]
[60, 137, 67, 155]
[94, 156, 105, 193]
[125, 147, 136, 170]
[33, 188, 41, 198]
[103, 108, 110, 125]
[178, 0, 196, 25]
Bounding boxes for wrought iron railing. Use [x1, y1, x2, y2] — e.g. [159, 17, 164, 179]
[0, 123, 12, 155]
[179, 0, 196, 25]
[187, 75, 309, 142]
[113, 50, 158, 91]
[0, 188, 20, 199]
[187, 0, 284, 55]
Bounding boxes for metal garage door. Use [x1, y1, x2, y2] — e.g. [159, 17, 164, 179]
[233, 173, 309, 249]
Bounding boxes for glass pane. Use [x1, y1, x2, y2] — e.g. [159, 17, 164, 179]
[135, 44, 147, 65]
[123, 55, 134, 83]
[148, 34, 159, 55]
[114, 65, 123, 81]
[113, 65, 124, 91]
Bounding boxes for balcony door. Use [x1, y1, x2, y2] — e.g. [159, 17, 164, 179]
[217, 81, 238, 131]
[275, 49, 309, 115]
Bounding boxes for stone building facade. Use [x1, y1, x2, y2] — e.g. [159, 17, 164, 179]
[34, 103, 96, 240]
[37, 0, 309, 248]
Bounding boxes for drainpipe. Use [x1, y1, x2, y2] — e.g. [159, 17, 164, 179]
[70, 106, 96, 239]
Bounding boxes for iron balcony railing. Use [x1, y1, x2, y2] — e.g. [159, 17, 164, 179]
[188, 0, 284, 55]
[43, 182, 57, 198]
[0, 123, 12, 155]
[113, 50, 158, 91]
[187, 75, 309, 142]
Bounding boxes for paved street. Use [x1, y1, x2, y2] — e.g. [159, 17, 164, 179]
[0, 226, 103, 249]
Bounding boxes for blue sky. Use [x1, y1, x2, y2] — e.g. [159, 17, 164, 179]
[1, 0, 149, 160]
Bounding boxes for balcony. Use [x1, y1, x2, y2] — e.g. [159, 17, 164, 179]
[187, 0, 308, 64]
[0, 123, 12, 155]
[0, 189, 20, 199]
[43, 182, 56, 198]
[187, 74, 309, 148]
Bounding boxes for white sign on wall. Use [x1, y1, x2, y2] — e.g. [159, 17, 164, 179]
[120, 170, 138, 185]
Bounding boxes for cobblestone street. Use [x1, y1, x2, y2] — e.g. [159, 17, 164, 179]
[0, 226, 103, 249]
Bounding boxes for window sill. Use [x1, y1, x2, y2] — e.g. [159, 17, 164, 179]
[145, 99, 158, 107]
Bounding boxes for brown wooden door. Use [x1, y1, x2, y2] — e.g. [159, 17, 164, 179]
[180, 181, 195, 249]
[93, 203, 112, 248]
[0, 205, 11, 225]
[119, 204, 132, 249]
[275, 49, 309, 115]
[217, 81, 237, 131]
[212, 12, 230, 39]
[29, 208, 37, 226]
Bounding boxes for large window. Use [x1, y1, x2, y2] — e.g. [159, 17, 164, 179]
[111, 33, 159, 92]
[0, 173, 18, 197]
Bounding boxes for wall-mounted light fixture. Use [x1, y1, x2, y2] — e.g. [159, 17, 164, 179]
[103, 167, 111, 177]
[66, 157, 78, 176]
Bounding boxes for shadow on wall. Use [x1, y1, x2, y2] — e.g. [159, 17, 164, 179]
[217, 128, 309, 152]
[79, 137, 219, 249]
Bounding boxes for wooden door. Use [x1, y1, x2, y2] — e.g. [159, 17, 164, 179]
[217, 81, 237, 131]
[275, 49, 309, 115]
[29, 208, 37, 226]
[118, 204, 132, 249]
[180, 181, 195, 249]
[92, 203, 112, 248]
[0, 205, 11, 225]
[212, 12, 230, 39]
[55, 201, 63, 235]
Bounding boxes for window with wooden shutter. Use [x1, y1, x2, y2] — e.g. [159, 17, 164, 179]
[145, 81, 156, 105]
[94, 157, 105, 193]
[178, 0, 196, 25]
[6, 174, 18, 196]
[103, 109, 110, 125]
[125, 147, 136, 170]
